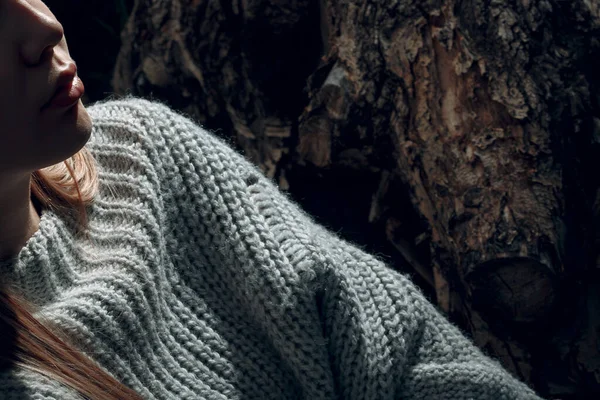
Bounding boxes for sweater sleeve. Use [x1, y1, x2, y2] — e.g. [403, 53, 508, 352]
[241, 155, 545, 400]
[315, 236, 544, 400]
[104, 97, 544, 400]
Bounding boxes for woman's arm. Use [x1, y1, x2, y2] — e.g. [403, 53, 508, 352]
[90, 96, 544, 399]
[243, 153, 544, 400]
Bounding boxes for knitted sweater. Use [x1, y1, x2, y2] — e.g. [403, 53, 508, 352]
[0, 97, 543, 399]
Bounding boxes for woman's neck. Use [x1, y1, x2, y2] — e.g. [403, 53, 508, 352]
[0, 176, 41, 262]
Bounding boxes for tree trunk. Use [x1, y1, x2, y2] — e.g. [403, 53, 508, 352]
[113, 0, 600, 398]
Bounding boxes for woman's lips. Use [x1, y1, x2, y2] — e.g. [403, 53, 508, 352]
[45, 75, 85, 109]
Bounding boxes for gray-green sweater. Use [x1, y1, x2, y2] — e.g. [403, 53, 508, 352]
[0, 97, 543, 399]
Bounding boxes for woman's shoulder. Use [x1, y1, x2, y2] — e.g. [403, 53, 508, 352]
[85, 95, 235, 166]
[87, 96, 181, 145]
[85, 96, 201, 178]
[87, 95, 252, 181]
[87, 95, 177, 122]
[86, 95, 210, 141]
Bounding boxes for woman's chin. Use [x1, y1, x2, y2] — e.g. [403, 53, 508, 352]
[58, 101, 92, 149]
[36, 101, 93, 167]
[73, 101, 93, 139]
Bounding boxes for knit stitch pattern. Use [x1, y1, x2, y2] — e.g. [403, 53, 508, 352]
[0, 97, 544, 399]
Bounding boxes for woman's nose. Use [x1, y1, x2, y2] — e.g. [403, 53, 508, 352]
[17, 0, 65, 66]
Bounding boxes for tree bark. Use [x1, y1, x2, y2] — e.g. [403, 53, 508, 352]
[113, 0, 600, 398]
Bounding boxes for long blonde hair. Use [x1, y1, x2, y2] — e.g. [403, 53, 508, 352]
[0, 147, 143, 399]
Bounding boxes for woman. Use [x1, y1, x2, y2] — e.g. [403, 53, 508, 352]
[0, 1, 545, 399]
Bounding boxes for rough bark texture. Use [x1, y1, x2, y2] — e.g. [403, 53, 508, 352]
[113, 0, 600, 398]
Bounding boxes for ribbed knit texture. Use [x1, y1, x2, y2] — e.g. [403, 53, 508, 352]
[0, 97, 543, 399]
